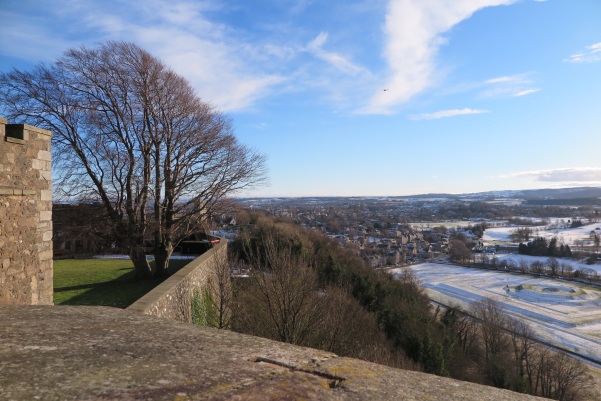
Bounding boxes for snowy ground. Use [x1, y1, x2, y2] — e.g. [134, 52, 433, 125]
[482, 220, 601, 275]
[483, 221, 601, 248]
[391, 263, 601, 367]
[493, 253, 601, 275]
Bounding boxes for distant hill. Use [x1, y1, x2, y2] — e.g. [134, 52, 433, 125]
[516, 187, 601, 200]
[239, 187, 601, 204]
[402, 187, 601, 203]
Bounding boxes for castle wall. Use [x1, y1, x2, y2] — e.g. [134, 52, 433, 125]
[127, 240, 228, 322]
[0, 118, 53, 305]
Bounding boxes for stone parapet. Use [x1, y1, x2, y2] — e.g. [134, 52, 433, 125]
[0, 305, 546, 401]
[0, 119, 53, 305]
[127, 240, 227, 322]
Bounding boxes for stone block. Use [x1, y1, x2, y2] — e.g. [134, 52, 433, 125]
[40, 190, 52, 201]
[37, 150, 51, 162]
[31, 159, 45, 170]
[40, 170, 52, 181]
[38, 250, 53, 261]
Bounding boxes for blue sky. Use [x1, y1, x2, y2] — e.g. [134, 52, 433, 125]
[1, 0, 600, 197]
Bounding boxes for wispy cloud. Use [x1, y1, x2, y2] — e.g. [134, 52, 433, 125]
[410, 108, 489, 120]
[99, 1, 286, 112]
[290, 0, 313, 15]
[0, 0, 534, 115]
[0, 0, 285, 112]
[565, 42, 601, 63]
[504, 168, 601, 184]
[363, 0, 517, 114]
[482, 74, 540, 98]
[306, 32, 367, 76]
[514, 88, 541, 97]
[0, 8, 77, 63]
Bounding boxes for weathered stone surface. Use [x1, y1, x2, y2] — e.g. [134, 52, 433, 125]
[0, 120, 53, 305]
[0, 305, 546, 401]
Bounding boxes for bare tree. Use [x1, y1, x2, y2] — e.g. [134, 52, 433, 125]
[519, 258, 529, 273]
[204, 249, 233, 329]
[471, 298, 510, 387]
[506, 317, 536, 392]
[449, 308, 479, 358]
[530, 260, 545, 275]
[0, 41, 265, 278]
[449, 239, 472, 263]
[547, 257, 560, 276]
[235, 231, 325, 345]
[560, 262, 573, 278]
[533, 348, 593, 401]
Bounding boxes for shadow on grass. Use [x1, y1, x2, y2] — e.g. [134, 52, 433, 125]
[55, 259, 191, 308]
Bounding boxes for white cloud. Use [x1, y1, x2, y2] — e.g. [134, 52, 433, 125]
[481, 74, 540, 98]
[306, 32, 367, 76]
[0, 0, 285, 113]
[514, 88, 541, 97]
[134, 25, 285, 111]
[505, 168, 601, 184]
[0, 0, 531, 115]
[410, 108, 489, 120]
[363, 0, 517, 114]
[565, 42, 601, 63]
[485, 76, 516, 84]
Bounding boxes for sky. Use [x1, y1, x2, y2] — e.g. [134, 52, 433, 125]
[1, 0, 600, 197]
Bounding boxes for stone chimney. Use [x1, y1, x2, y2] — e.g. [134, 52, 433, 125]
[0, 118, 53, 305]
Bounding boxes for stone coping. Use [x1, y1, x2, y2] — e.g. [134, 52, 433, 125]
[0, 305, 546, 401]
[5, 123, 52, 137]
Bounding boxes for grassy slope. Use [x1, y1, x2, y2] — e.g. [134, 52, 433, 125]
[54, 258, 189, 308]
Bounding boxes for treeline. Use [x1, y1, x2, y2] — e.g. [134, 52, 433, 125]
[451, 237, 598, 282]
[229, 214, 430, 369]
[518, 237, 572, 258]
[443, 299, 594, 400]
[216, 214, 594, 400]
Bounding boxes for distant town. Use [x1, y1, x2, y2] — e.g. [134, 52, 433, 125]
[224, 187, 601, 269]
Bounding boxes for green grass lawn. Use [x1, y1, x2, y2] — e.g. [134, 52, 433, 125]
[53, 258, 190, 308]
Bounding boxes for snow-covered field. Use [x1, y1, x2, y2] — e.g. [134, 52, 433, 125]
[483, 221, 601, 248]
[493, 253, 601, 275]
[481, 220, 601, 275]
[392, 263, 601, 366]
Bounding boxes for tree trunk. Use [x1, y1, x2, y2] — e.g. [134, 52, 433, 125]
[130, 247, 152, 279]
[154, 242, 173, 277]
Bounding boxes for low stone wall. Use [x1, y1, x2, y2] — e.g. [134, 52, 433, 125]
[0, 119, 53, 305]
[127, 240, 227, 322]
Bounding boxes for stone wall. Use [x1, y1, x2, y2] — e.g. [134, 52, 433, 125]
[127, 240, 228, 322]
[0, 118, 53, 305]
